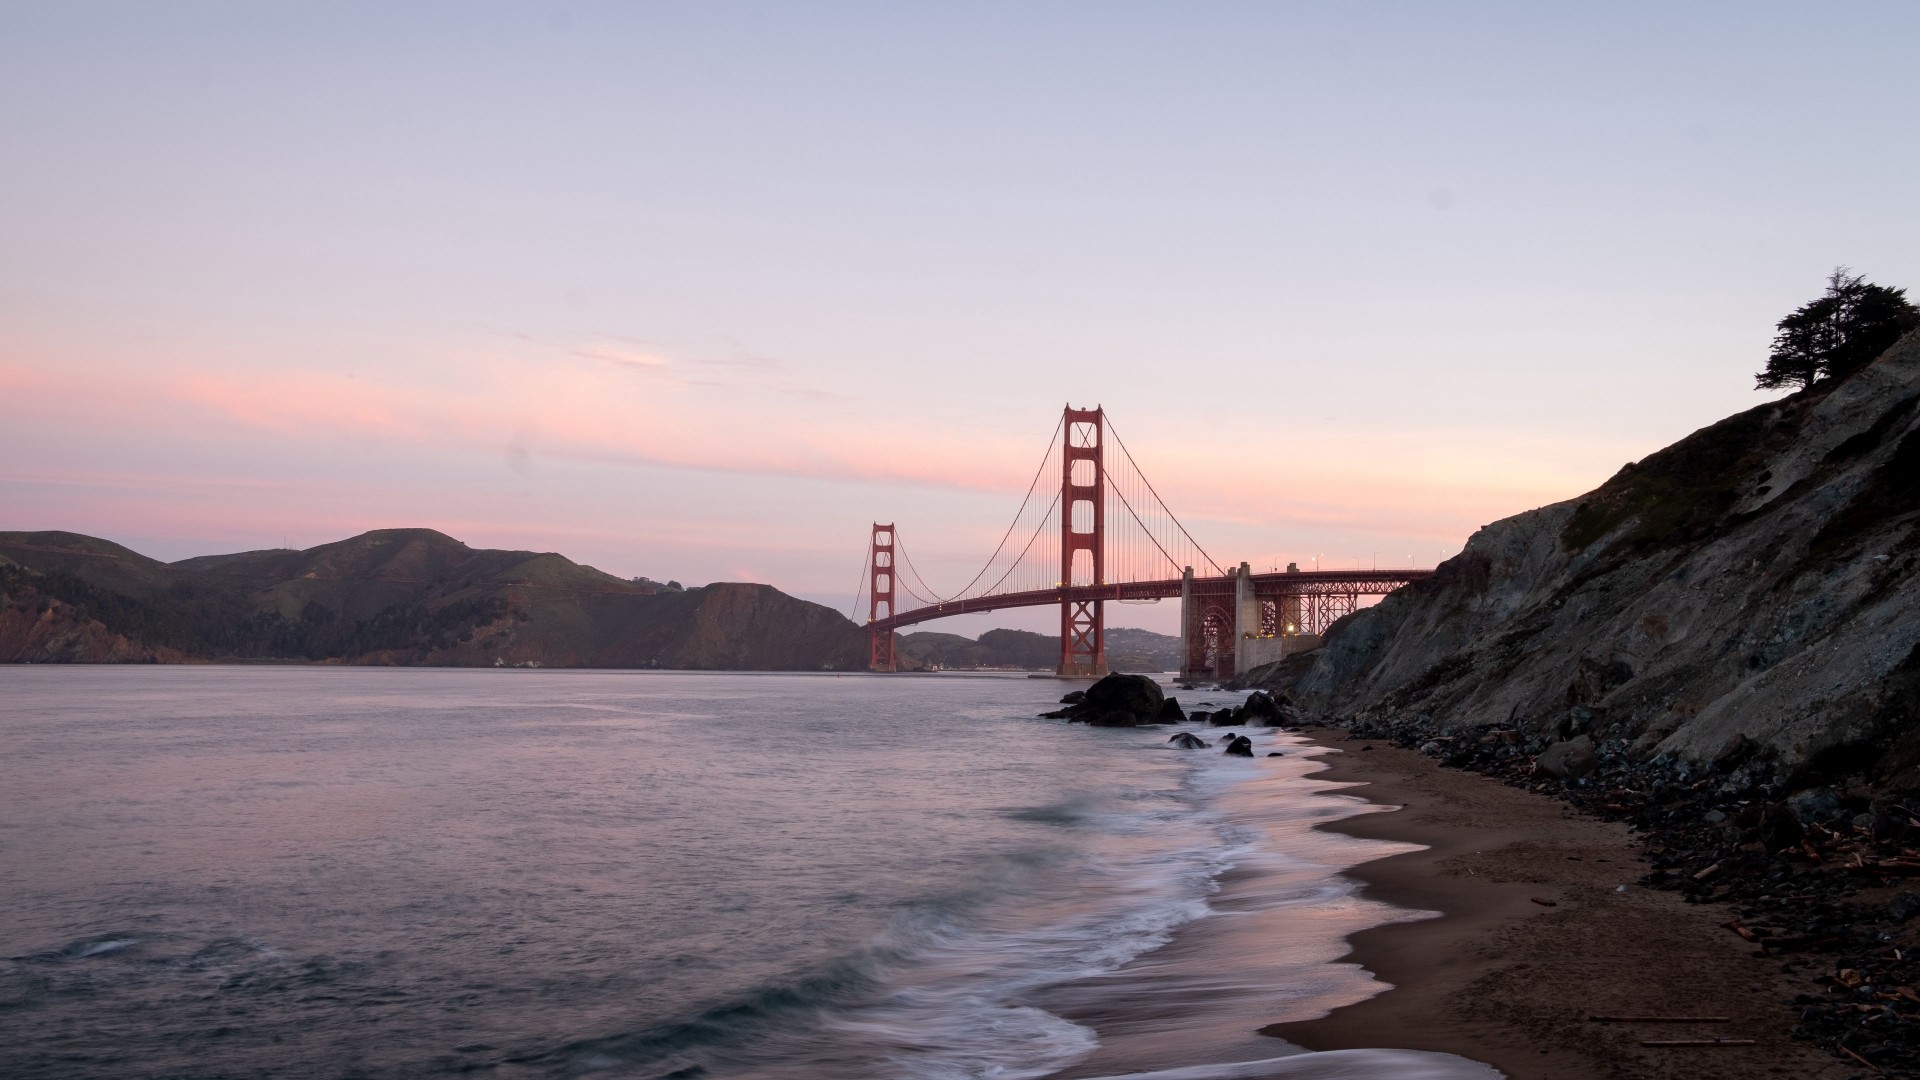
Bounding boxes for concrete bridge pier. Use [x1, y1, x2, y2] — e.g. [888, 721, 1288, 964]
[1232, 562, 1258, 678]
[1178, 566, 1199, 680]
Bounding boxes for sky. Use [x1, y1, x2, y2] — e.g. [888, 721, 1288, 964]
[4, 2, 1917, 635]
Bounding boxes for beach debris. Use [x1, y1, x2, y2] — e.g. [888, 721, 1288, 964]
[1528, 896, 1558, 907]
[1842, 1044, 1888, 1073]
[1638, 1037, 1756, 1047]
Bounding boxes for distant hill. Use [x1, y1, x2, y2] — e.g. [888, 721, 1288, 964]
[0, 528, 866, 669]
[898, 625, 1181, 672]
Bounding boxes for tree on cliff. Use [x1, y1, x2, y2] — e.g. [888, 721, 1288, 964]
[1756, 268, 1920, 390]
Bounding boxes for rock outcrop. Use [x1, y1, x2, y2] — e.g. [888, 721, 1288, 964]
[1267, 330, 1920, 780]
[1054, 673, 1168, 726]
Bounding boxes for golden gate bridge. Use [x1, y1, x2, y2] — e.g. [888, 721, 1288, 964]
[856, 405, 1432, 678]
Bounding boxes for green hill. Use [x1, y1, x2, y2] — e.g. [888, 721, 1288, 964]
[898, 625, 1180, 672]
[0, 529, 866, 669]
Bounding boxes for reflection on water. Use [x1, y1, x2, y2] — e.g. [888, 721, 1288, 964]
[0, 667, 1493, 1079]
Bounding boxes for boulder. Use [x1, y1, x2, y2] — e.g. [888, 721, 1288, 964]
[1059, 690, 1087, 705]
[1153, 697, 1187, 724]
[1169, 732, 1209, 749]
[1208, 710, 1239, 727]
[1051, 673, 1165, 726]
[1224, 735, 1254, 757]
[1239, 692, 1282, 725]
[1891, 891, 1920, 923]
[1788, 787, 1845, 825]
[1759, 801, 1806, 851]
[1536, 735, 1597, 779]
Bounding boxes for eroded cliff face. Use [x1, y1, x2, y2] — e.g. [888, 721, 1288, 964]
[1285, 330, 1920, 780]
[0, 570, 189, 663]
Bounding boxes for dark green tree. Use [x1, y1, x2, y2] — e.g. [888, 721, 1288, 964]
[1757, 268, 1920, 390]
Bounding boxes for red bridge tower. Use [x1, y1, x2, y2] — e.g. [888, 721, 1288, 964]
[868, 522, 896, 672]
[1059, 406, 1108, 678]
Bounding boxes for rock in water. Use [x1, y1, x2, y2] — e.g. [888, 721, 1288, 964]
[1153, 697, 1187, 724]
[1239, 691, 1282, 725]
[1224, 735, 1254, 757]
[1168, 732, 1208, 749]
[1067, 673, 1166, 727]
[1059, 690, 1087, 705]
[1208, 709, 1239, 727]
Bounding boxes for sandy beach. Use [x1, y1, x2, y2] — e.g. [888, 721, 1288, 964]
[1267, 728, 1855, 1080]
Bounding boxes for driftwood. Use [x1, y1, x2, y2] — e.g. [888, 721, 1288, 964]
[1639, 1038, 1756, 1047]
[1840, 1045, 1884, 1073]
[1528, 896, 1558, 907]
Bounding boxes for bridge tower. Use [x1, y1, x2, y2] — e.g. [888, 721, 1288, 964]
[867, 523, 896, 672]
[1059, 406, 1109, 678]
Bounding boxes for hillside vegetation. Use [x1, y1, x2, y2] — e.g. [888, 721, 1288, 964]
[0, 528, 866, 670]
[897, 626, 1180, 672]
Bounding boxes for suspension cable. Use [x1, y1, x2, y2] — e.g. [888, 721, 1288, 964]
[1103, 463, 1186, 579]
[1101, 415, 1226, 576]
[848, 545, 871, 621]
[975, 490, 1064, 597]
[885, 414, 1065, 604]
[891, 532, 955, 606]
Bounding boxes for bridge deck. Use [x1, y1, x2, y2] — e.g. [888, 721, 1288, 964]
[867, 569, 1431, 634]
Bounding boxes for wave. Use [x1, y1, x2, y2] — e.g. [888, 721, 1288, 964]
[1076, 1049, 1503, 1080]
[535, 742, 1253, 1078]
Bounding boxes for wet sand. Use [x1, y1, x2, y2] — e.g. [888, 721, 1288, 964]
[1267, 728, 1851, 1080]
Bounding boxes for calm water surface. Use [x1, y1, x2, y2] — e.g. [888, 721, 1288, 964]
[0, 667, 1499, 1080]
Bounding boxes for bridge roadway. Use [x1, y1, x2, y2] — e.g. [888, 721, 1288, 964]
[867, 567, 1433, 636]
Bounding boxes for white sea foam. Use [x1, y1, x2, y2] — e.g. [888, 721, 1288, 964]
[1077, 1048, 1504, 1080]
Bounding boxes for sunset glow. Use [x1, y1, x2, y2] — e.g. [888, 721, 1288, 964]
[5, 3, 1916, 634]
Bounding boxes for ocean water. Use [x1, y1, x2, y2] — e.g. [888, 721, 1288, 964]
[0, 667, 1500, 1080]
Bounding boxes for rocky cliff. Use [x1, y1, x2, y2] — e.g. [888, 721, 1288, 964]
[1272, 329, 1920, 781]
[0, 529, 867, 670]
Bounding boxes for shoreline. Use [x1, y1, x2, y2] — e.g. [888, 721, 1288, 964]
[1265, 726, 1851, 1080]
